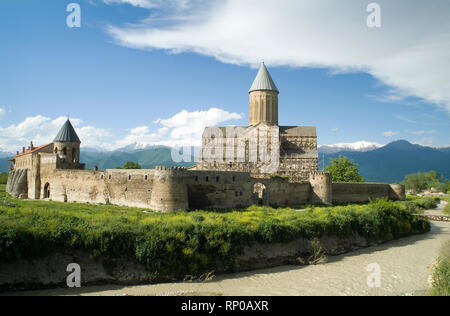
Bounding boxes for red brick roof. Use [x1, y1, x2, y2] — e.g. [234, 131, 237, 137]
[14, 143, 52, 158]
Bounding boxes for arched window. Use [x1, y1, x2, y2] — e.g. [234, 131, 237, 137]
[62, 147, 67, 156]
[54, 147, 58, 154]
[72, 148, 77, 163]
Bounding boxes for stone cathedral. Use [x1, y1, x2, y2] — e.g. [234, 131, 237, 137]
[196, 62, 318, 181]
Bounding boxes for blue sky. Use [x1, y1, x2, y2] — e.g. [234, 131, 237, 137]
[0, 0, 449, 152]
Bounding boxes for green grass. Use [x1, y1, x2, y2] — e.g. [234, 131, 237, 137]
[0, 184, 6, 199]
[438, 196, 450, 215]
[0, 197, 431, 280]
[444, 202, 450, 216]
[430, 242, 449, 296]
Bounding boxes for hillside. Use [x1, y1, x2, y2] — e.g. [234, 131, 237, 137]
[319, 140, 450, 183]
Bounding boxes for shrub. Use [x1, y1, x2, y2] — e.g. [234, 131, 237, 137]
[0, 197, 430, 280]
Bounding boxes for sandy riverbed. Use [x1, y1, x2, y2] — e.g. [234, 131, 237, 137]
[5, 202, 449, 296]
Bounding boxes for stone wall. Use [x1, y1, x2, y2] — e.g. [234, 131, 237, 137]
[262, 180, 310, 207]
[105, 169, 155, 209]
[186, 170, 254, 210]
[332, 183, 405, 203]
[6, 168, 28, 199]
[11, 156, 405, 212]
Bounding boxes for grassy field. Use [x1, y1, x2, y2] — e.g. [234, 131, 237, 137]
[0, 196, 433, 280]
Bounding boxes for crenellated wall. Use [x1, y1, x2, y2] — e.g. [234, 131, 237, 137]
[9, 160, 405, 212]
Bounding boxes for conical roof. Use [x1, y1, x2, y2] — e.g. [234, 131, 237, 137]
[53, 119, 81, 143]
[249, 62, 279, 93]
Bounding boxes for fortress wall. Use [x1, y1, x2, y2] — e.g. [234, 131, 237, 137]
[332, 183, 392, 203]
[104, 169, 156, 209]
[40, 170, 107, 204]
[150, 168, 189, 211]
[263, 181, 310, 207]
[185, 170, 254, 210]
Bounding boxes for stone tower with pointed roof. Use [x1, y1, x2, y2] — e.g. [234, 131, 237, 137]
[53, 119, 82, 168]
[249, 62, 279, 126]
[196, 63, 319, 181]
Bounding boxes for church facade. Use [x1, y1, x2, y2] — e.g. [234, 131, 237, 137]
[196, 63, 318, 182]
[6, 64, 405, 212]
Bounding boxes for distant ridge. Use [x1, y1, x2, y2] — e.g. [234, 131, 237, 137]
[319, 140, 450, 183]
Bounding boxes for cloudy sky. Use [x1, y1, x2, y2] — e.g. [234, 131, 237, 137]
[0, 0, 449, 152]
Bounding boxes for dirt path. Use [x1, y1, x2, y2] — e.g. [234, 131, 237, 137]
[6, 202, 450, 296]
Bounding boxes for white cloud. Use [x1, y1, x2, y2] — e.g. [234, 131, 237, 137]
[382, 131, 399, 137]
[106, 0, 450, 114]
[331, 128, 339, 132]
[414, 137, 434, 146]
[0, 108, 241, 153]
[102, 0, 192, 10]
[395, 115, 418, 124]
[115, 107, 242, 149]
[0, 108, 5, 120]
[102, 0, 158, 9]
[0, 116, 112, 153]
[411, 130, 436, 136]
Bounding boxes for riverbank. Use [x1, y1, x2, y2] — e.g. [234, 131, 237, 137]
[0, 200, 436, 290]
[7, 202, 447, 296]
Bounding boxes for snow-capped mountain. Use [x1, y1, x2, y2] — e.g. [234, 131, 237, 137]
[318, 141, 383, 154]
[114, 143, 171, 153]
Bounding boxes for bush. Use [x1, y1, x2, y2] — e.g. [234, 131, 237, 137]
[0, 198, 430, 280]
[402, 171, 448, 193]
[405, 196, 438, 213]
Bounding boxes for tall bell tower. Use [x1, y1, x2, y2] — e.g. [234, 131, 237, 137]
[249, 62, 279, 126]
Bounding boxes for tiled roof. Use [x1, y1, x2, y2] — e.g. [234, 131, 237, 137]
[249, 62, 279, 93]
[54, 119, 81, 143]
[14, 143, 52, 158]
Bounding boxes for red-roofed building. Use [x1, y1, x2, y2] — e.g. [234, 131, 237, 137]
[7, 119, 85, 199]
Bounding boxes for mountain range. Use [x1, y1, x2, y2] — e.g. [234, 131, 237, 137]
[318, 140, 450, 183]
[1, 140, 449, 183]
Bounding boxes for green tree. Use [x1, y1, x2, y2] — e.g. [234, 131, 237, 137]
[116, 161, 142, 170]
[401, 171, 448, 193]
[326, 156, 364, 183]
[0, 172, 8, 185]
